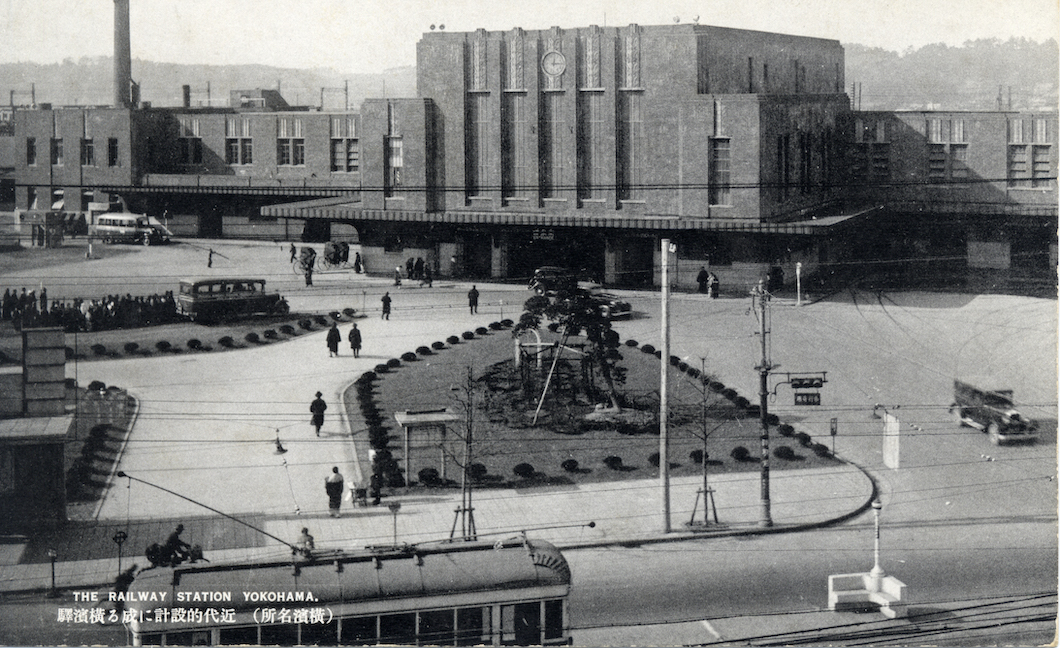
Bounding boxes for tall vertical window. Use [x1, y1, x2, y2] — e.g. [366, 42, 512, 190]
[541, 93, 565, 198]
[225, 118, 252, 165]
[617, 92, 643, 201]
[501, 93, 529, 199]
[276, 117, 304, 166]
[798, 132, 813, 194]
[1031, 145, 1052, 188]
[467, 94, 490, 197]
[776, 135, 790, 201]
[385, 137, 403, 197]
[178, 116, 203, 165]
[950, 144, 968, 179]
[330, 117, 359, 173]
[80, 138, 95, 166]
[50, 138, 64, 166]
[107, 138, 119, 167]
[709, 138, 731, 206]
[928, 144, 947, 180]
[577, 92, 605, 200]
[1007, 145, 1029, 188]
[26, 137, 36, 165]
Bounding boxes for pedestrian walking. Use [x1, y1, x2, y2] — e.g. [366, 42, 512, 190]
[353, 252, 363, 273]
[326, 322, 341, 357]
[348, 323, 362, 358]
[305, 264, 313, 287]
[468, 285, 479, 314]
[289, 243, 297, 263]
[381, 292, 392, 320]
[393, 267, 402, 286]
[708, 272, 719, 299]
[420, 266, 433, 288]
[370, 471, 384, 506]
[310, 391, 327, 436]
[207, 248, 214, 268]
[325, 467, 344, 517]
[696, 266, 709, 293]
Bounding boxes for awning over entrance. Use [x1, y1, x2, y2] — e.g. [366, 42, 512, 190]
[261, 198, 883, 235]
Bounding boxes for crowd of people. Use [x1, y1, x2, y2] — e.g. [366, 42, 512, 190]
[1, 287, 180, 332]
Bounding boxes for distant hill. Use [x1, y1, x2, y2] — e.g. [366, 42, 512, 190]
[2, 37, 1056, 112]
[845, 38, 1058, 111]
[0, 58, 416, 109]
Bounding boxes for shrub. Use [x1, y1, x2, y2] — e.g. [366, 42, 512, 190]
[489, 322, 503, 330]
[462, 331, 475, 340]
[475, 326, 489, 335]
[91, 344, 107, 356]
[314, 315, 328, 326]
[218, 336, 235, 348]
[500, 319, 514, 327]
[721, 388, 738, 399]
[343, 308, 357, 317]
[469, 463, 488, 481]
[603, 455, 624, 470]
[368, 427, 390, 448]
[653, 350, 662, 359]
[689, 449, 705, 464]
[561, 459, 580, 473]
[811, 443, 831, 458]
[641, 344, 655, 354]
[123, 342, 139, 354]
[624, 339, 638, 347]
[708, 381, 726, 393]
[794, 432, 812, 447]
[417, 467, 441, 486]
[329, 311, 341, 320]
[648, 452, 661, 467]
[299, 319, 314, 330]
[669, 355, 681, 367]
[400, 352, 417, 362]
[447, 335, 460, 345]
[777, 424, 795, 437]
[386, 358, 401, 368]
[279, 325, 296, 335]
[65, 346, 76, 359]
[374, 363, 390, 373]
[86, 380, 106, 392]
[431, 341, 445, 350]
[416, 346, 432, 356]
[686, 367, 701, 379]
[546, 323, 560, 333]
[245, 332, 260, 344]
[513, 463, 535, 479]
[358, 372, 377, 384]
[187, 339, 202, 350]
[733, 396, 750, 409]
[766, 414, 781, 426]
[263, 329, 278, 340]
[774, 445, 797, 460]
[155, 340, 172, 352]
[730, 446, 751, 461]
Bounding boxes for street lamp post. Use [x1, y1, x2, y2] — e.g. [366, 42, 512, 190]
[46, 548, 58, 598]
[870, 498, 884, 578]
[388, 502, 402, 545]
[795, 262, 802, 307]
[113, 530, 128, 576]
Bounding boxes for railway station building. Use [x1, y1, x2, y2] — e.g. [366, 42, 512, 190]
[3, 21, 1056, 290]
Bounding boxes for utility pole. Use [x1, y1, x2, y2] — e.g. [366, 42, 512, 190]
[451, 365, 477, 541]
[751, 281, 774, 527]
[660, 238, 671, 533]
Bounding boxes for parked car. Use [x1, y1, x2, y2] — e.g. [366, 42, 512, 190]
[177, 277, 289, 322]
[950, 380, 1038, 445]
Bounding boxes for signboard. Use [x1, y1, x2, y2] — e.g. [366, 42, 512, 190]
[830, 418, 838, 436]
[793, 392, 821, 406]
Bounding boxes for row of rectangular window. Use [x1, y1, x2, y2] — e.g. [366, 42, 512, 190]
[26, 137, 119, 167]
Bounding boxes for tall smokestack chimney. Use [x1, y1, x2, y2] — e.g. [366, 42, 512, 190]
[114, 0, 132, 108]
[182, 85, 191, 108]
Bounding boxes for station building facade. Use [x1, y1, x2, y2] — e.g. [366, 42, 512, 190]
[4, 23, 1057, 290]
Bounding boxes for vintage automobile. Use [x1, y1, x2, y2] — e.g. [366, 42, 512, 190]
[528, 266, 579, 296]
[950, 380, 1038, 445]
[176, 277, 289, 322]
[589, 291, 633, 320]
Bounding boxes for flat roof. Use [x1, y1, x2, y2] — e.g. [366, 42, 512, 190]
[0, 415, 73, 445]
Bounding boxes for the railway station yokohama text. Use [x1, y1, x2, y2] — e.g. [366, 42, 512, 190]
[55, 607, 331, 625]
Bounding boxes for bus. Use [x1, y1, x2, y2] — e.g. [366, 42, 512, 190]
[124, 537, 572, 646]
[90, 213, 168, 246]
[176, 278, 289, 322]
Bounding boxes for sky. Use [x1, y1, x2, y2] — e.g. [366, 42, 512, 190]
[1, 0, 1058, 73]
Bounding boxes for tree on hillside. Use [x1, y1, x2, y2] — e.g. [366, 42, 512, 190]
[513, 290, 626, 411]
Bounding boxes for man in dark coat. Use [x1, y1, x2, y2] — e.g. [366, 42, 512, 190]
[381, 292, 392, 319]
[326, 322, 341, 357]
[348, 323, 362, 358]
[468, 285, 479, 314]
[696, 266, 709, 293]
[310, 392, 327, 436]
[325, 467, 344, 517]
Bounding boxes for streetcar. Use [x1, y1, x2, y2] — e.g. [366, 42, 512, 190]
[124, 537, 572, 646]
[176, 278, 289, 322]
